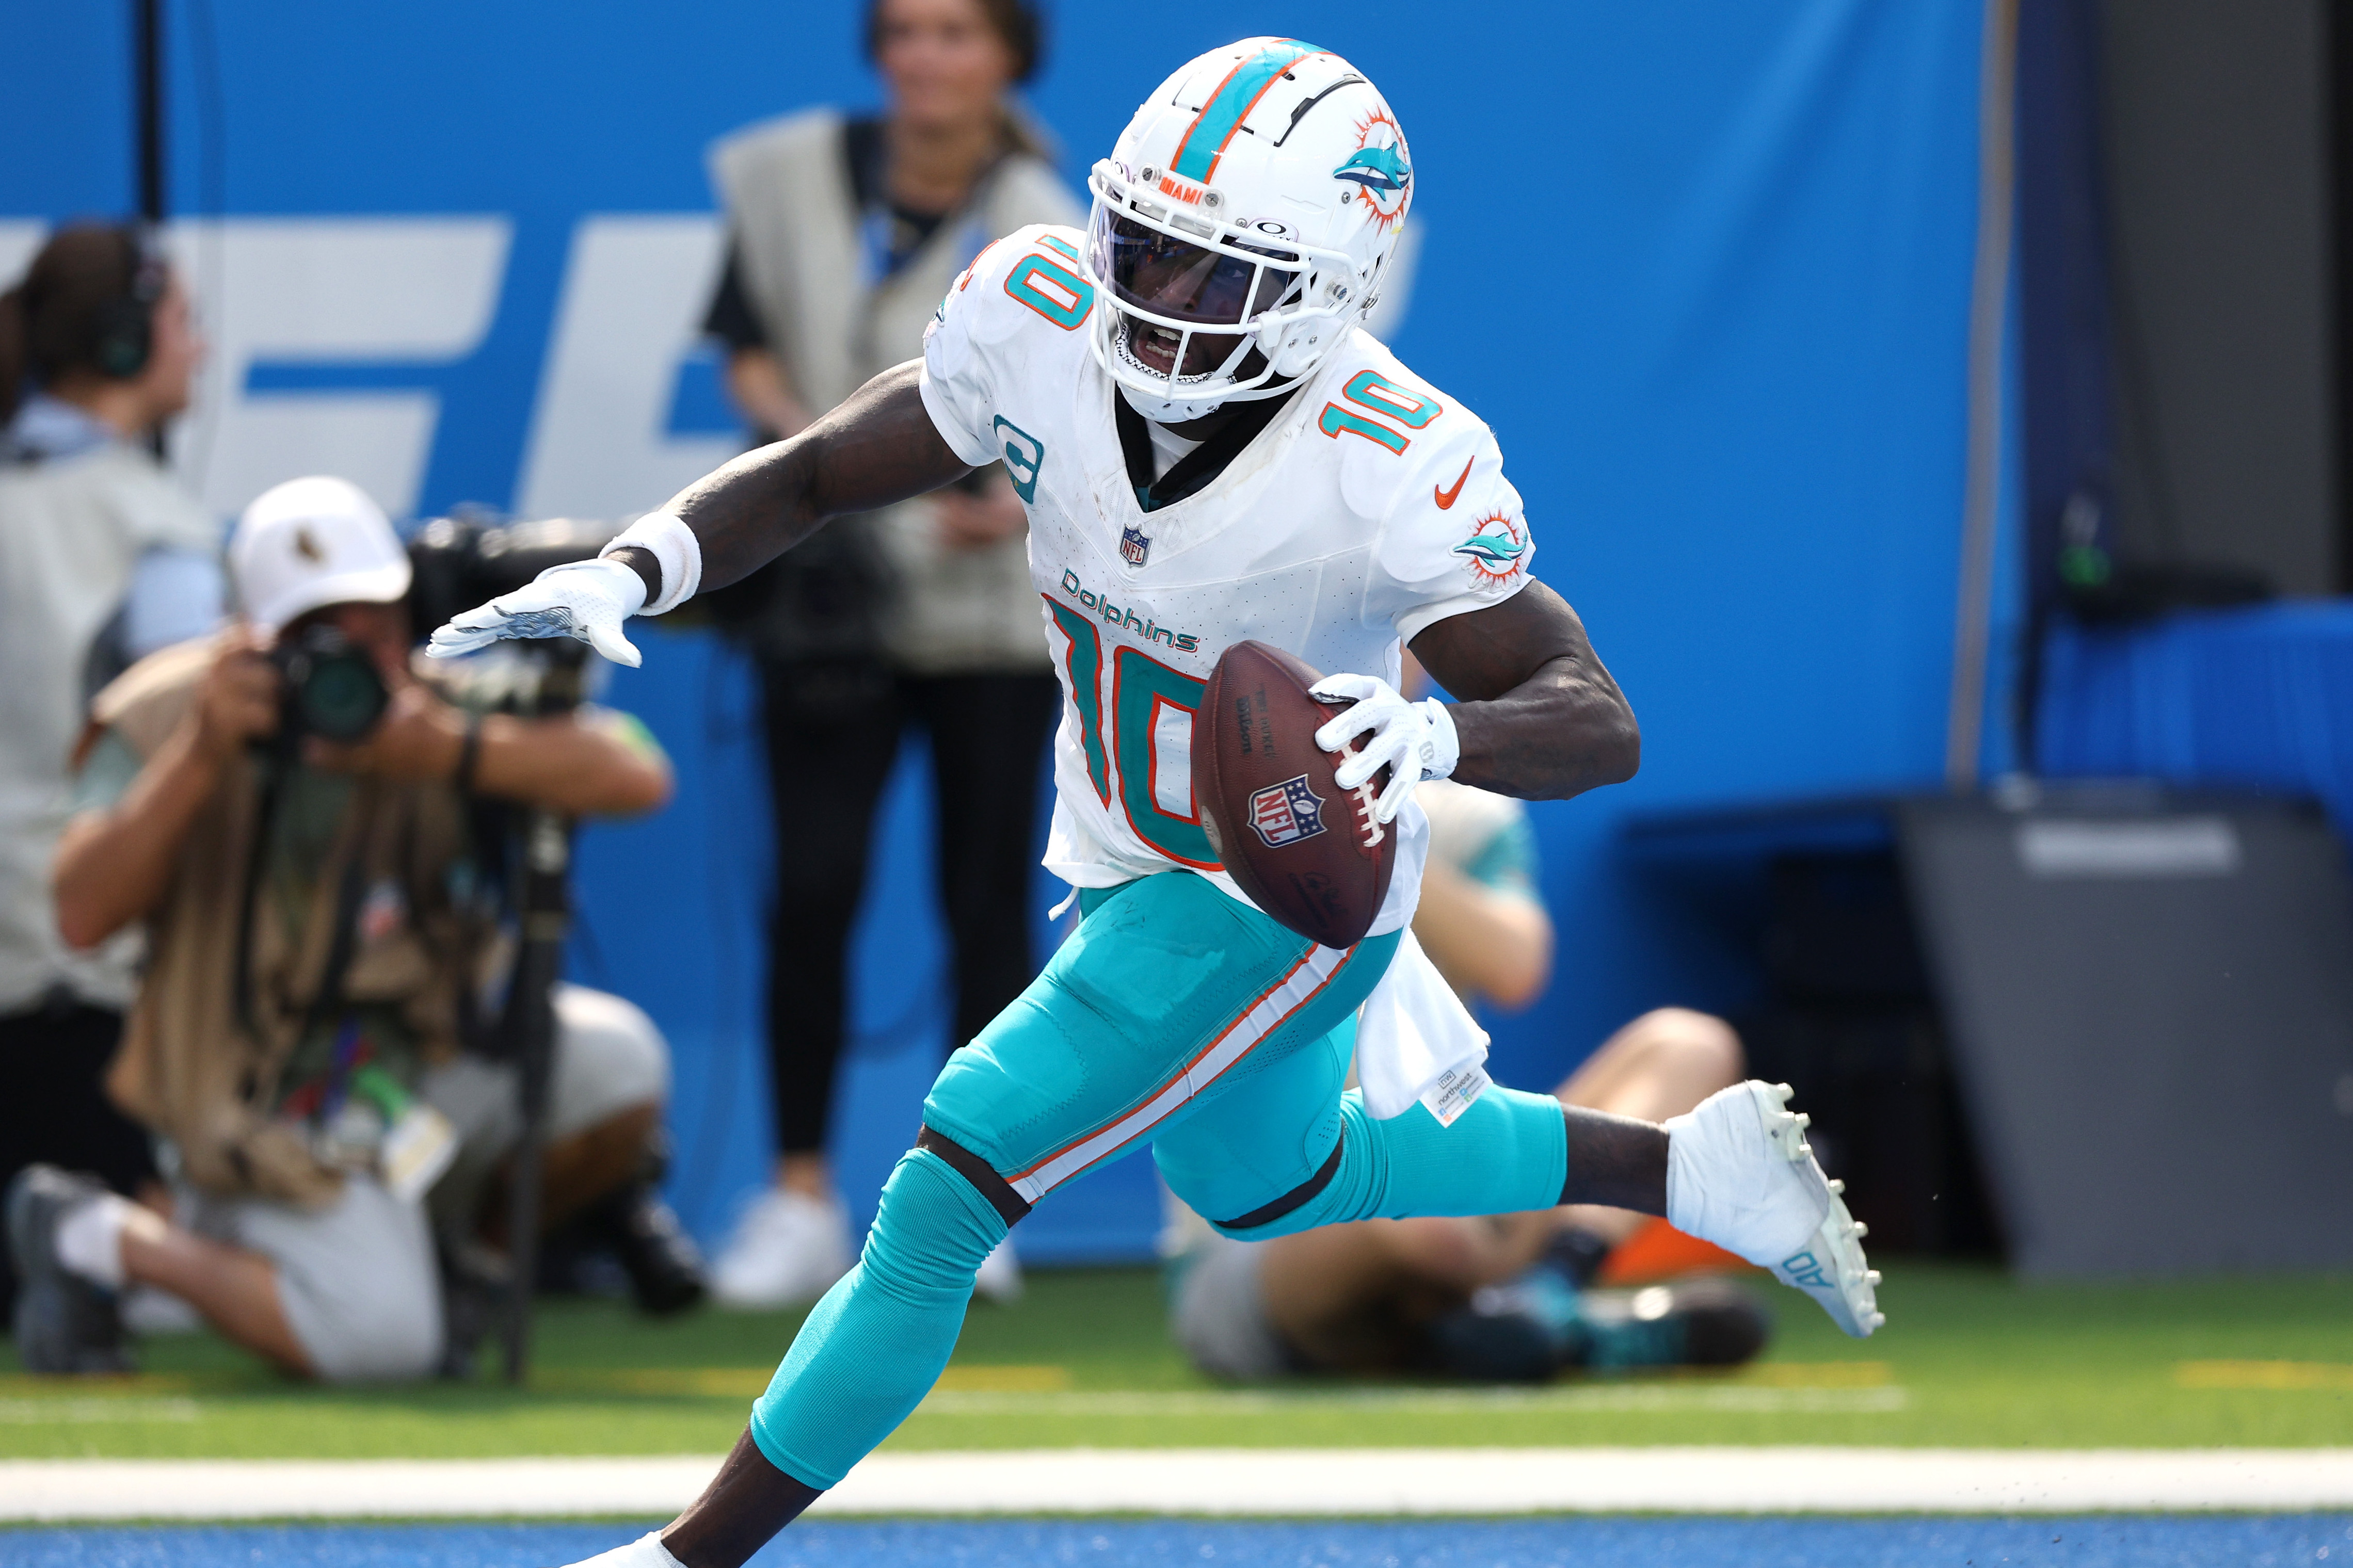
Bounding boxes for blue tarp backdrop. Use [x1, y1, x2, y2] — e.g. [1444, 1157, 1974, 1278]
[2039, 604, 2353, 834]
[4, 1, 1995, 1260]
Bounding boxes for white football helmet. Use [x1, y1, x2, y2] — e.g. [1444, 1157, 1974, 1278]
[1085, 38, 1415, 420]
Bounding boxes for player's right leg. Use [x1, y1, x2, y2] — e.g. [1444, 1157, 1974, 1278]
[1189, 1009, 1772, 1380]
[1158, 1057, 1880, 1339]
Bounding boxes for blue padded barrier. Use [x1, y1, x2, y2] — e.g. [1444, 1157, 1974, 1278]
[2037, 603, 2353, 837]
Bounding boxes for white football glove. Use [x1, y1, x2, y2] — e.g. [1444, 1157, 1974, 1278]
[1309, 672, 1460, 825]
[425, 557, 648, 668]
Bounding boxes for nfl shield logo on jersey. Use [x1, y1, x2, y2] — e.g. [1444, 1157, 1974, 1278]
[1121, 525, 1151, 567]
[1248, 775, 1328, 848]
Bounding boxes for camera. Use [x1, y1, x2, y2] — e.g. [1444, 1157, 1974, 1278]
[406, 514, 621, 644]
[406, 514, 621, 719]
[271, 623, 389, 744]
[257, 515, 618, 748]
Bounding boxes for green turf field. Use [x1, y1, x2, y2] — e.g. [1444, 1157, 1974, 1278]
[3, 1263, 2348, 1459]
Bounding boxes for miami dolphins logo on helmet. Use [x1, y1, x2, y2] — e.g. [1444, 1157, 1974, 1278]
[1452, 512, 1529, 585]
[1335, 109, 1412, 231]
[1335, 146, 1409, 194]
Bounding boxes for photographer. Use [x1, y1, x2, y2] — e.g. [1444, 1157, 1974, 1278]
[0, 224, 220, 1322]
[10, 476, 685, 1379]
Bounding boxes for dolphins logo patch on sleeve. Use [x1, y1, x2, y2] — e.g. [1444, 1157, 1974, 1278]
[1451, 512, 1529, 586]
[1335, 110, 1412, 231]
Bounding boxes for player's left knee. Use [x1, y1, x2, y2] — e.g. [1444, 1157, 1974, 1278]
[1631, 1007, 1744, 1082]
[547, 984, 671, 1138]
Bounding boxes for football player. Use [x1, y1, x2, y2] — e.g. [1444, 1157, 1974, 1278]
[433, 40, 1880, 1566]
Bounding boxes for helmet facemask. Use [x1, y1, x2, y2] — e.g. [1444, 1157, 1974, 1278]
[1085, 158, 1367, 418]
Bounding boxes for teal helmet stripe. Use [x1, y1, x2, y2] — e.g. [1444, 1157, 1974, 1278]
[1170, 39, 1326, 183]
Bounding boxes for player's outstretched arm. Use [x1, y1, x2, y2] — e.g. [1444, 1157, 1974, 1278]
[648, 360, 969, 595]
[427, 362, 968, 664]
[1408, 579, 1639, 801]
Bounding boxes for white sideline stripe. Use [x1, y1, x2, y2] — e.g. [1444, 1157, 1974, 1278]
[1010, 943, 1350, 1203]
[5, 1448, 2352, 1521]
[914, 1385, 1910, 1416]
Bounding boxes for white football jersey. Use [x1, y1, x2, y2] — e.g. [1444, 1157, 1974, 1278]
[919, 224, 1536, 939]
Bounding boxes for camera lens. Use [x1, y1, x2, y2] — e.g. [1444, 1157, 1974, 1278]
[276, 626, 389, 744]
[297, 650, 389, 742]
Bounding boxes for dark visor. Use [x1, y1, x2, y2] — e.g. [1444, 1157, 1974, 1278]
[1094, 212, 1301, 327]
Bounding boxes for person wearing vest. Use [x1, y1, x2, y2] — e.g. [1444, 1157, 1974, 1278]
[0, 224, 222, 1329]
[698, 0, 1079, 1308]
[7, 477, 691, 1379]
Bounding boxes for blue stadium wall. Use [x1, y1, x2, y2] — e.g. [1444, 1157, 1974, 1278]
[3, 1, 2003, 1259]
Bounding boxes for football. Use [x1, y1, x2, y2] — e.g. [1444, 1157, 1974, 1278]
[1193, 640, 1397, 949]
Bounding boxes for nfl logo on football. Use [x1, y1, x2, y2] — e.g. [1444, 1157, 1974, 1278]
[1121, 524, 1151, 567]
[1248, 775, 1328, 848]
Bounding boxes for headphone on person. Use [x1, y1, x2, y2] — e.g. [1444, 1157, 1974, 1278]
[86, 225, 166, 380]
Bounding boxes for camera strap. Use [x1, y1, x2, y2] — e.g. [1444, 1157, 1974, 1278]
[230, 756, 374, 1108]
[228, 757, 285, 1057]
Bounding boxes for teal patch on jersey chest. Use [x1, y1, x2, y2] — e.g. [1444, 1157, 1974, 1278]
[994, 415, 1044, 503]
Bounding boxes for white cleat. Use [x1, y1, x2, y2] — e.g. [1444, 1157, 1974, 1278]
[1664, 1080, 1885, 1338]
[558, 1529, 684, 1567]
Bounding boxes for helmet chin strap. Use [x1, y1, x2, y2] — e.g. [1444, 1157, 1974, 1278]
[1112, 316, 1239, 423]
[1110, 316, 1309, 425]
[1118, 379, 1227, 426]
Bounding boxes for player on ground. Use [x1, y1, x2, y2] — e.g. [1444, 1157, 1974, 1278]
[433, 40, 1880, 1566]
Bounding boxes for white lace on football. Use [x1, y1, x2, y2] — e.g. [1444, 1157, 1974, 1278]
[1337, 735, 1385, 849]
[1309, 673, 1458, 825]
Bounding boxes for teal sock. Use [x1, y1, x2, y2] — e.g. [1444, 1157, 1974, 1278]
[747, 1148, 1007, 1488]
[1208, 1086, 1567, 1238]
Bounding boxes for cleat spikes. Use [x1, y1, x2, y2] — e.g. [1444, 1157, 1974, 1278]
[1681, 1081, 1883, 1339]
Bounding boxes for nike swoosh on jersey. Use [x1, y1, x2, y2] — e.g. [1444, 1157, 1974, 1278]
[1434, 457, 1474, 510]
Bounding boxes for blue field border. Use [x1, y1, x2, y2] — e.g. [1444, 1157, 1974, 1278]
[10, 1515, 2353, 1568]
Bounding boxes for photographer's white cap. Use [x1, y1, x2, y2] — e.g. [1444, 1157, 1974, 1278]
[230, 475, 412, 633]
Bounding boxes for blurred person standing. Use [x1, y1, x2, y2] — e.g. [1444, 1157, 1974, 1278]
[9, 477, 693, 1378]
[0, 225, 221, 1321]
[699, 0, 1079, 1307]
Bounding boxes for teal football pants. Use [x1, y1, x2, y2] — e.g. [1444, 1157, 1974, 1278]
[748, 871, 1572, 1488]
